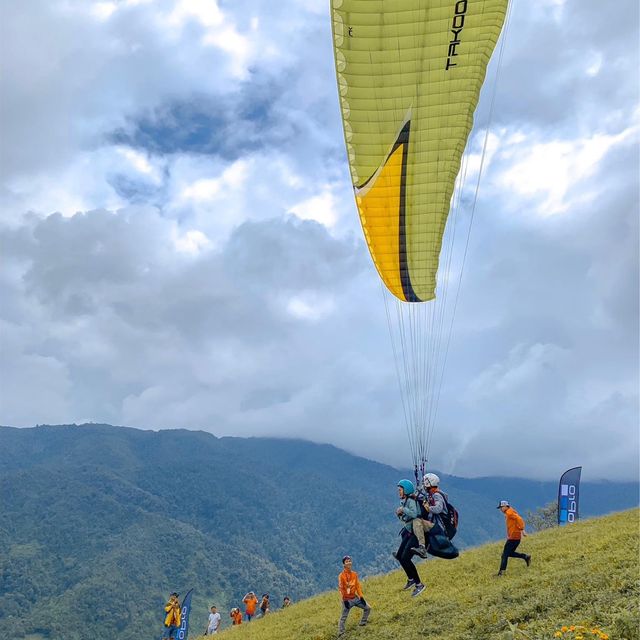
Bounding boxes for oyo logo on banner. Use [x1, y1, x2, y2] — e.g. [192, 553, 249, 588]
[559, 483, 578, 523]
[178, 609, 187, 640]
[177, 589, 193, 640]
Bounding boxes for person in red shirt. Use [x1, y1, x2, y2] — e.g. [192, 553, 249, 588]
[337, 555, 371, 636]
[497, 500, 532, 575]
[230, 608, 242, 625]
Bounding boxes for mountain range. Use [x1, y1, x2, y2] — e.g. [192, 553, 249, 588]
[1, 423, 637, 640]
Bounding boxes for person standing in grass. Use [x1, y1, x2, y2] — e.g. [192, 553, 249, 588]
[258, 593, 270, 617]
[337, 555, 371, 636]
[242, 591, 258, 621]
[282, 596, 292, 608]
[162, 592, 181, 640]
[497, 500, 531, 576]
[230, 608, 242, 625]
[204, 605, 221, 635]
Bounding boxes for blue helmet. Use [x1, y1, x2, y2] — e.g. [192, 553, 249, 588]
[397, 479, 415, 495]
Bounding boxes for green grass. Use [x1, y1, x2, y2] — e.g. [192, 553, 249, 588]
[193, 510, 639, 640]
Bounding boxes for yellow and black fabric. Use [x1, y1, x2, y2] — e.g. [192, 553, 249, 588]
[331, 0, 508, 302]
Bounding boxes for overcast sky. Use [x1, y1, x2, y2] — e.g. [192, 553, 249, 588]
[1, 0, 638, 481]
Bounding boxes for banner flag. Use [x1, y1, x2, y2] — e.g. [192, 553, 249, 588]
[558, 466, 582, 525]
[177, 589, 194, 640]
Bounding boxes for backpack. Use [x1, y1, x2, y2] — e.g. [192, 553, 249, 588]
[438, 491, 459, 540]
[417, 490, 459, 539]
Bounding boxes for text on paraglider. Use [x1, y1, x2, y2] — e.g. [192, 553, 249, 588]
[445, 0, 468, 70]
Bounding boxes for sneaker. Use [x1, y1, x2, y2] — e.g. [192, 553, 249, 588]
[411, 583, 426, 597]
[402, 579, 417, 590]
[525, 554, 531, 567]
[358, 621, 367, 627]
[411, 545, 428, 559]
[496, 570, 505, 577]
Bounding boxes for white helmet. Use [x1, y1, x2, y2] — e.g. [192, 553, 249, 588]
[423, 473, 440, 488]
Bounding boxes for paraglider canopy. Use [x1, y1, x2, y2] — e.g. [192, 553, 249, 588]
[331, 0, 510, 475]
[332, 0, 509, 303]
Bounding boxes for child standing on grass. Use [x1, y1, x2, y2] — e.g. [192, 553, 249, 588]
[337, 555, 371, 636]
[230, 607, 242, 625]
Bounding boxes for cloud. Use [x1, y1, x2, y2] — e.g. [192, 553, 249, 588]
[0, 0, 637, 481]
[288, 188, 340, 228]
[496, 124, 639, 215]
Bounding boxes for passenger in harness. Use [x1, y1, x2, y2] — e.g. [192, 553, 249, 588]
[412, 473, 447, 559]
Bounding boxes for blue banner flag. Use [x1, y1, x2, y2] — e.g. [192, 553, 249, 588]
[177, 589, 194, 640]
[558, 466, 582, 525]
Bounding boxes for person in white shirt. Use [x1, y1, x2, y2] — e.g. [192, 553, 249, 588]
[205, 605, 221, 635]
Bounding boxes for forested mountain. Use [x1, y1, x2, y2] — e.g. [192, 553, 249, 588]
[1, 424, 637, 640]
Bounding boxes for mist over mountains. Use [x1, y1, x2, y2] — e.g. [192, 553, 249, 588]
[1, 424, 637, 640]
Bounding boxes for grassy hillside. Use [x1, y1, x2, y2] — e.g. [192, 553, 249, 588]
[193, 510, 639, 640]
[2, 425, 637, 639]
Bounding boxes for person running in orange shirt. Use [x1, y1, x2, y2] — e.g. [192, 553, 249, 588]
[242, 592, 258, 621]
[230, 608, 242, 625]
[497, 500, 531, 576]
[338, 555, 371, 636]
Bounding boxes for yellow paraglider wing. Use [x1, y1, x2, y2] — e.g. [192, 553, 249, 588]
[332, 0, 508, 302]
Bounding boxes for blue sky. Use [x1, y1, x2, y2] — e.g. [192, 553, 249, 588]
[1, 0, 638, 480]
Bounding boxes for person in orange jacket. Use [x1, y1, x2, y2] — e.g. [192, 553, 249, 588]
[242, 592, 258, 621]
[230, 607, 242, 625]
[497, 500, 531, 575]
[337, 555, 371, 636]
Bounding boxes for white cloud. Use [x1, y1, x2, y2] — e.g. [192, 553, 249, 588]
[0, 346, 72, 426]
[286, 292, 336, 321]
[172, 228, 211, 254]
[497, 124, 638, 215]
[179, 159, 250, 203]
[165, 0, 252, 78]
[469, 342, 569, 401]
[586, 52, 603, 77]
[0, 0, 637, 481]
[91, 2, 118, 20]
[168, 0, 224, 29]
[117, 147, 161, 182]
[288, 188, 339, 228]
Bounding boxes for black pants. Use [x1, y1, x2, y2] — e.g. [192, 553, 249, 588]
[396, 530, 421, 584]
[500, 539, 527, 571]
